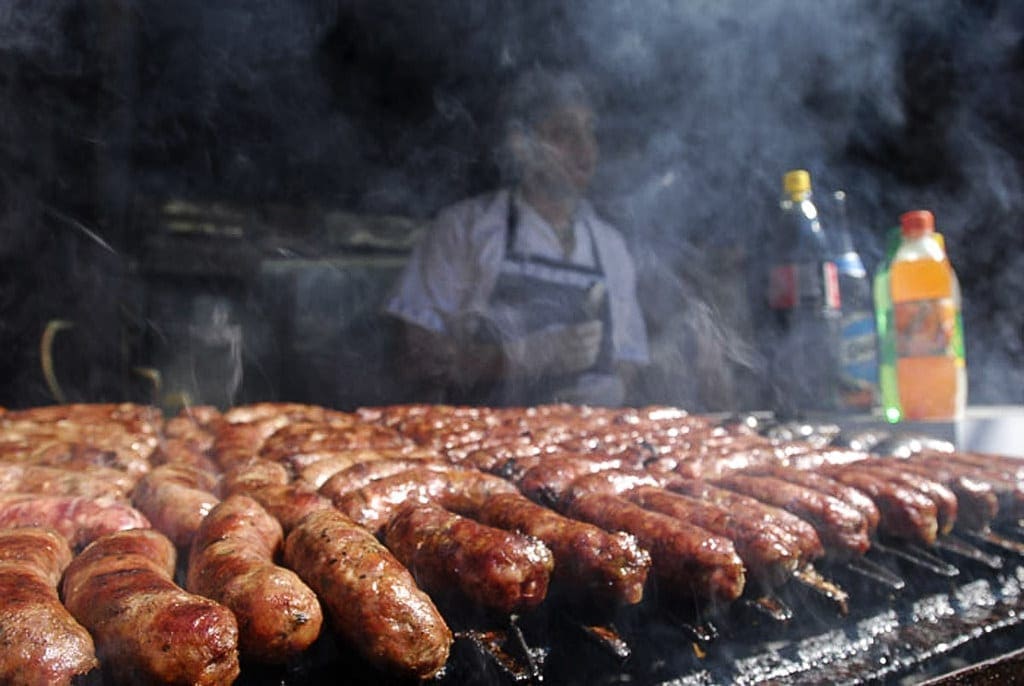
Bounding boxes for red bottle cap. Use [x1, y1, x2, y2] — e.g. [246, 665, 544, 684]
[900, 210, 935, 237]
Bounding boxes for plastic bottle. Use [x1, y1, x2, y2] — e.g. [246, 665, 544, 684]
[829, 191, 879, 412]
[765, 170, 842, 416]
[879, 210, 966, 421]
[872, 226, 902, 422]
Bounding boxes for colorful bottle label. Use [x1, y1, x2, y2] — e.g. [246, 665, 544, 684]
[768, 261, 840, 309]
[894, 297, 957, 357]
[838, 311, 878, 409]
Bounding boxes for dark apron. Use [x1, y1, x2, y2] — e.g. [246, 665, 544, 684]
[455, 195, 613, 406]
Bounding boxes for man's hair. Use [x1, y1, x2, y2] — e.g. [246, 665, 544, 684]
[494, 66, 593, 180]
[498, 67, 592, 135]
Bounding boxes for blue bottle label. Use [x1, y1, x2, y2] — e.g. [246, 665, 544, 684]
[838, 310, 878, 409]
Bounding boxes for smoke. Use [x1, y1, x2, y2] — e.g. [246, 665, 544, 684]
[0, 0, 1022, 409]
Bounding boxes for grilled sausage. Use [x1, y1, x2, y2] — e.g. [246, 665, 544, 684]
[131, 464, 221, 548]
[259, 422, 411, 471]
[824, 468, 939, 545]
[284, 508, 452, 680]
[517, 455, 642, 507]
[845, 462, 959, 535]
[384, 501, 553, 613]
[627, 486, 804, 589]
[0, 493, 150, 549]
[331, 466, 518, 535]
[1, 440, 152, 481]
[62, 529, 240, 685]
[662, 478, 825, 563]
[223, 457, 291, 491]
[477, 491, 651, 605]
[0, 527, 98, 686]
[566, 492, 745, 605]
[903, 454, 1007, 527]
[713, 473, 871, 558]
[317, 458, 455, 502]
[187, 495, 323, 662]
[0, 461, 128, 500]
[756, 467, 882, 533]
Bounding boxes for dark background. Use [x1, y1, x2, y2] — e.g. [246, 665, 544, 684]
[1, 0, 1022, 412]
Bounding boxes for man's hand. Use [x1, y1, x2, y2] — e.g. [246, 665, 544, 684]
[505, 319, 603, 379]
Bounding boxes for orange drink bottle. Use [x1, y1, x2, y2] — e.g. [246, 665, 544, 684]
[885, 210, 966, 421]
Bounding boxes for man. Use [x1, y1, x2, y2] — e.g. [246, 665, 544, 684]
[384, 68, 648, 406]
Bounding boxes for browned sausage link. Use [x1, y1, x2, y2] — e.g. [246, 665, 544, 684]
[221, 457, 332, 532]
[0, 461, 128, 500]
[560, 470, 663, 504]
[669, 446, 787, 480]
[237, 483, 332, 534]
[758, 466, 882, 533]
[713, 474, 871, 559]
[849, 461, 966, 534]
[151, 437, 220, 473]
[297, 448, 441, 489]
[223, 457, 291, 491]
[384, 502, 553, 613]
[942, 450, 1024, 481]
[317, 458, 454, 502]
[906, 453, 1011, 525]
[212, 416, 295, 471]
[662, 477, 826, 563]
[260, 422, 411, 472]
[0, 494, 150, 549]
[15, 441, 152, 481]
[628, 486, 803, 590]
[825, 468, 939, 546]
[517, 456, 637, 507]
[476, 491, 651, 605]
[331, 467, 517, 535]
[131, 464, 221, 548]
[0, 528, 98, 686]
[566, 492, 745, 605]
[284, 509, 452, 680]
[431, 467, 519, 515]
[62, 529, 240, 685]
[187, 495, 323, 662]
[914, 450, 1024, 522]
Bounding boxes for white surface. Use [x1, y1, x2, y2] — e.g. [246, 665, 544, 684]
[957, 405, 1024, 457]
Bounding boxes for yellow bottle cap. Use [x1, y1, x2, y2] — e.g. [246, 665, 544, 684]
[783, 169, 811, 197]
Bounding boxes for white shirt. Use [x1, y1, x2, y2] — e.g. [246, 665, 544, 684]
[384, 189, 649, 364]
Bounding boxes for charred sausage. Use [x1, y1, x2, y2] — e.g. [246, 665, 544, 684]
[131, 464, 221, 548]
[627, 486, 804, 589]
[477, 491, 651, 605]
[384, 501, 554, 613]
[331, 466, 517, 535]
[284, 508, 452, 680]
[565, 492, 745, 605]
[824, 468, 939, 545]
[713, 473, 871, 558]
[187, 495, 323, 662]
[0, 527, 97, 686]
[0, 461, 128, 500]
[62, 529, 240, 685]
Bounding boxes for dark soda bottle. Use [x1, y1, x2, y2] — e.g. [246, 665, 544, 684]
[765, 169, 841, 416]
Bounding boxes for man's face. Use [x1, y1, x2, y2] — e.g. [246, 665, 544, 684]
[521, 104, 599, 195]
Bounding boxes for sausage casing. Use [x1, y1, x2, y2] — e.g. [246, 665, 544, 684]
[284, 508, 452, 680]
[62, 529, 240, 685]
[187, 495, 323, 662]
[0, 527, 97, 686]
